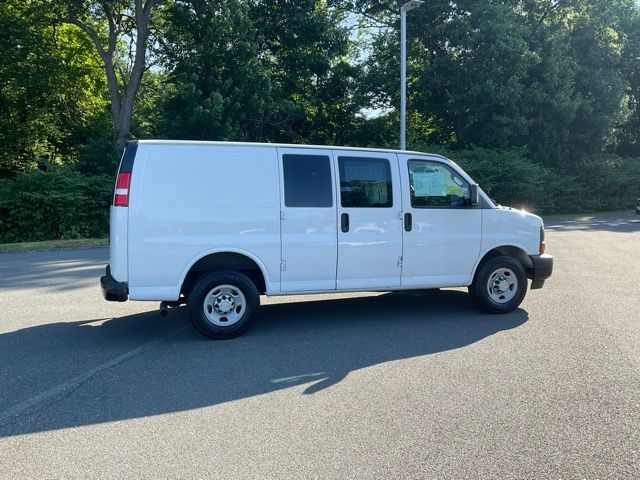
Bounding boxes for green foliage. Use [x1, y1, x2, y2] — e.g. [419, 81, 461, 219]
[2, 0, 640, 242]
[73, 112, 120, 176]
[250, 0, 364, 143]
[422, 147, 640, 214]
[0, 0, 108, 177]
[156, 0, 363, 144]
[568, 155, 640, 212]
[357, 0, 639, 165]
[157, 0, 272, 141]
[615, 2, 640, 156]
[0, 169, 112, 242]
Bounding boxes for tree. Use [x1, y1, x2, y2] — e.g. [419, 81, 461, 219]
[359, 1, 535, 148]
[157, 0, 272, 141]
[610, 1, 640, 156]
[345, 0, 637, 166]
[0, 0, 107, 177]
[250, 0, 364, 144]
[157, 0, 363, 145]
[57, 0, 161, 153]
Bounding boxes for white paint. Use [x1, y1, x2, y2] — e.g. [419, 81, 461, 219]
[480, 207, 541, 257]
[127, 145, 280, 299]
[108, 206, 128, 282]
[107, 142, 544, 302]
[398, 154, 482, 287]
[278, 147, 338, 292]
[334, 150, 403, 290]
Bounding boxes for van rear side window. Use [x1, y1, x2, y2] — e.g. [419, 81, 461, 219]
[282, 154, 333, 207]
[338, 157, 392, 208]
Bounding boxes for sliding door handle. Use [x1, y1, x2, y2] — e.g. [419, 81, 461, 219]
[404, 213, 412, 232]
[341, 213, 350, 233]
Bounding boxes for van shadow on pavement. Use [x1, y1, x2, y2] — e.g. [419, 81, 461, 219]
[0, 290, 527, 438]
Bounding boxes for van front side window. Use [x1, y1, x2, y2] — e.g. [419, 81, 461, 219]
[338, 157, 392, 208]
[408, 160, 471, 208]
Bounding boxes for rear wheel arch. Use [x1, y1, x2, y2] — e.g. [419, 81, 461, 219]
[180, 251, 267, 298]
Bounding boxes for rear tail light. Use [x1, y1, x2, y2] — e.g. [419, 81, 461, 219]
[114, 172, 131, 207]
[540, 226, 546, 254]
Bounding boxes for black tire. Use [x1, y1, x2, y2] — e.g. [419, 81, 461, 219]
[187, 271, 259, 339]
[469, 255, 527, 313]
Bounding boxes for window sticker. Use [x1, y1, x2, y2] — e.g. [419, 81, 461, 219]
[412, 171, 446, 196]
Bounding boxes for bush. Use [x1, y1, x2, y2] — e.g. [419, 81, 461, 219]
[569, 155, 640, 212]
[416, 146, 640, 214]
[437, 148, 558, 212]
[0, 149, 638, 244]
[0, 168, 112, 243]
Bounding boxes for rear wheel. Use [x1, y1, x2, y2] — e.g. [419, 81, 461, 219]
[188, 271, 259, 339]
[469, 256, 527, 313]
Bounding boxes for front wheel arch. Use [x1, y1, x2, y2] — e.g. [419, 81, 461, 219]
[472, 246, 532, 284]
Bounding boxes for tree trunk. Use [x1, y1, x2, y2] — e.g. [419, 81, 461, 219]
[114, 128, 129, 154]
[63, 0, 156, 157]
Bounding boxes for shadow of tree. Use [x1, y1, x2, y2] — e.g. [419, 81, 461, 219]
[0, 248, 107, 291]
[545, 215, 640, 233]
[0, 290, 528, 438]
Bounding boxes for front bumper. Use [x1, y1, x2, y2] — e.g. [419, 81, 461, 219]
[100, 265, 128, 302]
[528, 254, 553, 289]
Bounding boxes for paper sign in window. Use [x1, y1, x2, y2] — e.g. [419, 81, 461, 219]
[412, 171, 446, 196]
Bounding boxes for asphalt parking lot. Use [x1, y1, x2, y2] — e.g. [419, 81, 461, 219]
[0, 215, 639, 479]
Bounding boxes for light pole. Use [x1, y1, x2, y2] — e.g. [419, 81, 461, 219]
[400, 0, 423, 150]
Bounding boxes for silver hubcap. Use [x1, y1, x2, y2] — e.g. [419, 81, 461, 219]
[203, 285, 246, 326]
[487, 267, 518, 304]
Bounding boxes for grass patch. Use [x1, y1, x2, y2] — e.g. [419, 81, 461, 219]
[0, 237, 108, 254]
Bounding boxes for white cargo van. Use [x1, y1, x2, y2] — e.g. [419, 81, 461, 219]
[101, 141, 553, 339]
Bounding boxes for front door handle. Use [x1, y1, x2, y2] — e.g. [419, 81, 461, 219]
[404, 212, 412, 232]
[341, 213, 350, 233]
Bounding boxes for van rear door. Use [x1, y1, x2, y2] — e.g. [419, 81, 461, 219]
[109, 141, 138, 282]
[278, 147, 338, 292]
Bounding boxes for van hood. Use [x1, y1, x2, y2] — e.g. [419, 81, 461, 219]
[495, 205, 544, 227]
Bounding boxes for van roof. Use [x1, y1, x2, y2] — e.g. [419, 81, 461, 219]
[134, 140, 449, 161]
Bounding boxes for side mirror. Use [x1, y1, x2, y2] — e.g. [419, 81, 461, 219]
[470, 184, 480, 206]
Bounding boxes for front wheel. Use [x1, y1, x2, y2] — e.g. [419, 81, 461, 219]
[188, 271, 259, 339]
[469, 256, 527, 313]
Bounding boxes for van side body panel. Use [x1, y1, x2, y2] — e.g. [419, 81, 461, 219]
[480, 208, 541, 258]
[127, 144, 281, 301]
[401, 209, 482, 288]
[472, 209, 544, 282]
